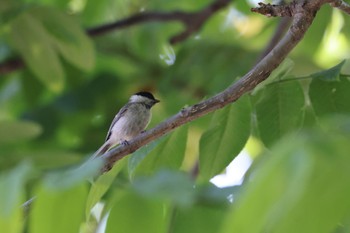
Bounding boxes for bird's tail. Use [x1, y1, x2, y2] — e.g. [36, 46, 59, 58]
[91, 141, 111, 159]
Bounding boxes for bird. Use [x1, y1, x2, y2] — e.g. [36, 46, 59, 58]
[92, 91, 159, 158]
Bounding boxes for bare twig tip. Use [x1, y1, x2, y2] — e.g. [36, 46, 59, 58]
[251, 2, 293, 17]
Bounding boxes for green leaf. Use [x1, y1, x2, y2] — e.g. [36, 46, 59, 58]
[131, 170, 195, 207]
[173, 204, 227, 233]
[8, 12, 64, 92]
[160, 42, 257, 95]
[294, 6, 332, 59]
[29, 7, 95, 71]
[106, 191, 167, 233]
[0, 0, 23, 25]
[196, 184, 239, 205]
[310, 60, 345, 81]
[0, 149, 82, 171]
[318, 115, 350, 135]
[234, 0, 252, 14]
[253, 58, 295, 95]
[129, 126, 188, 178]
[43, 158, 102, 190]
[309, 75, 350, 117]
[30, 163, 94, 233]
[221, 119, 350, 233]
[128, 136, 166, 177]
[255, 80, 305, 147]
[85, 158, 126, 220]
[0, 162, 32, 233]
[198, 94, 251, 181]
[221, 137, 312, 233]
[0, 120, 42, 144]
[30, 183, 88, 233]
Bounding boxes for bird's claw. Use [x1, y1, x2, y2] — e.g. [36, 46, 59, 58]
[121, 140, 129, 146]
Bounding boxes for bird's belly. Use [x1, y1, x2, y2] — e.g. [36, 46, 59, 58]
[109, 112, 150, 143]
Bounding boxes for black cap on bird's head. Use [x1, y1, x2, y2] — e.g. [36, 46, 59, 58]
[132, 91, 160, 105]
[135, 91, 156, 100]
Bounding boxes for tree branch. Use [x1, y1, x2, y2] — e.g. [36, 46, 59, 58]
[0, 0, 230, 76]
[0, 58, 24, 75]
[87, 0, 231, 44]
[329, 0, 350, 14]
[100, 0, 331, 173]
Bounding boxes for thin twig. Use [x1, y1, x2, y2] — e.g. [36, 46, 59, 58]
[256, 0, 293, 63]
[87, 0, 230, 44]
[22, 196, 35, 217]
[251, 2, 294, 17]
[256, 17, 292, 63]
[0, 0, 230, 76]
[100, 0, 330, 173]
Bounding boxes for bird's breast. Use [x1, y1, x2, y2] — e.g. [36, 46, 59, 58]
[109, 105, 151, 143]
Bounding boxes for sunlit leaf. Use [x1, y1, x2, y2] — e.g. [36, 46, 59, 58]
[199, 94, 251, 181]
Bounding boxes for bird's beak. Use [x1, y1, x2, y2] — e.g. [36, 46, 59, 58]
[154, 99, 160, 104]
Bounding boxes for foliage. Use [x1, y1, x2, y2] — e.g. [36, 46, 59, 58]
[1, 0, 350, 232]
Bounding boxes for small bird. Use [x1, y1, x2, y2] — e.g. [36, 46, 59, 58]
[93, 91, 160, 158]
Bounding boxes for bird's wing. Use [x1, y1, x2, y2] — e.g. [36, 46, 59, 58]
[105, 104, 129, 141]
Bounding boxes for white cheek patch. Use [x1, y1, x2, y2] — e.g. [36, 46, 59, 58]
[130, 95, 148, 103]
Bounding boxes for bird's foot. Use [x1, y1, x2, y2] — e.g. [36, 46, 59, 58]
[121, 140, 129, 146]
[140, 130, 146, 134]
